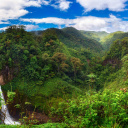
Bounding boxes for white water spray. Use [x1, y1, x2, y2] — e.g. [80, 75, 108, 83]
[0, 85, 20, 125]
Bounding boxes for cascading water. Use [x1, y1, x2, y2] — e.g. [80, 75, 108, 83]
[0, 85, 20, 125]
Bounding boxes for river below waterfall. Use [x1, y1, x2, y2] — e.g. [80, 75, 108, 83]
[0, 85, 20, 125]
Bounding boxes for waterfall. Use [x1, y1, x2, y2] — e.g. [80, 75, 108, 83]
[0, 85, 20, 125]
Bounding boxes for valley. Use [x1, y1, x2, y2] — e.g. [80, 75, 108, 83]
[0, 26, 128, 128]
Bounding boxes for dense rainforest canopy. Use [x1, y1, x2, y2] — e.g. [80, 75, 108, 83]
[0, 25, 128, 128]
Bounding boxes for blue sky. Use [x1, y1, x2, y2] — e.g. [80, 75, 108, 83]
[0, 0, 128, 33]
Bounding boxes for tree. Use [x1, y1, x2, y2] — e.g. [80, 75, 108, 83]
[87, 73, 97, 90]
[42, 30, 57, 43]
[70, 57, 83, 79]
[52, 52, 67, 74]
[6, 25, 26, 34]
[42, 53, 50, 62]
[121, 54, 128, 74]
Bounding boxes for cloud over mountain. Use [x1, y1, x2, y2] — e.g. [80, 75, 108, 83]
[21, 15, 128, 33]
[0, 0, 128, 32]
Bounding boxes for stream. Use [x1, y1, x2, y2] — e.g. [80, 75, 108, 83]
[0, 85, 20, 125]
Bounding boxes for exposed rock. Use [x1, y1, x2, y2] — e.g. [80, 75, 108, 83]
[0, 75, 5, 85]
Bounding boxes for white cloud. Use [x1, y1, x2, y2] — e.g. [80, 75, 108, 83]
[52, 0, 72, 11]
[21, 17, 72, 25]
[0, 26, 8, 31]
[72, 16, 107, 31]
[21, 15, 128, 33]
[0, 21, 9, 24]
[76, 0, 127, 12]
[0, 0, 72, 24]
[0, 0, 50, 23]
[38, 0, 50, 5]
[25, 25, 39, 30]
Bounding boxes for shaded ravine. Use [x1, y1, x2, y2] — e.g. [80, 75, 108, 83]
[0, 85, 20, 125]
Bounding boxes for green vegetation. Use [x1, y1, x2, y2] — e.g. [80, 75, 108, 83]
[50, 89, 128, 128]
[100, 31, 128, 50]
[0, 123, 68, 128]
[80, 30, 108, 42]
[0, 26, 128, 128]
[32, 27, 104, 54]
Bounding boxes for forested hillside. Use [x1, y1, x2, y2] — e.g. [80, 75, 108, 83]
[80, 30, 108, 42]
[101, 31, 128, 50]
[0, 26, 90, 120]
[0, 26, 128, 128]
[32, 27, 104, 54]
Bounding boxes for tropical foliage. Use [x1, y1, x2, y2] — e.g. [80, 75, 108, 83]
[0, 26, 128, 128]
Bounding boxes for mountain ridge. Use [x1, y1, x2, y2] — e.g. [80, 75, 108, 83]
[32, 27, 104, 53]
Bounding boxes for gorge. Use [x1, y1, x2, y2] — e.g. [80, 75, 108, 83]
[0, 85, 20, 125]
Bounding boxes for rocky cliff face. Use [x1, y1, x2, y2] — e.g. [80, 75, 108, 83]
[0, 75, 5, 85]
[0, 66, 19, 85]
